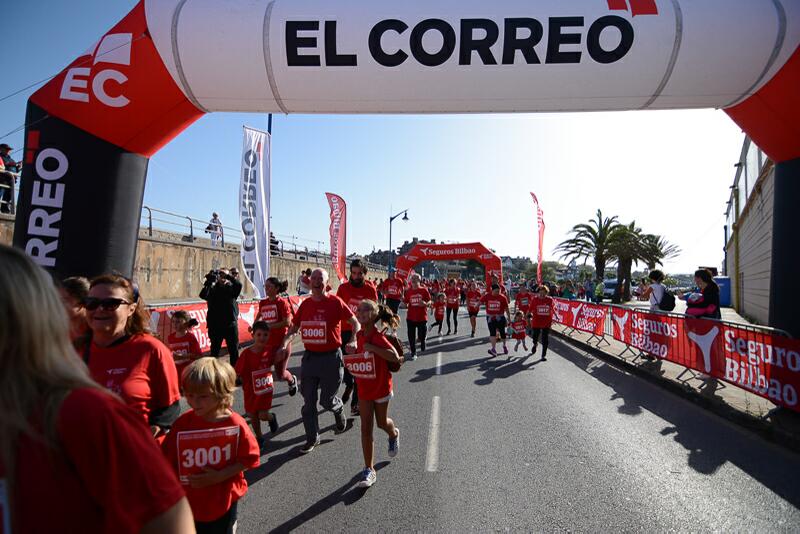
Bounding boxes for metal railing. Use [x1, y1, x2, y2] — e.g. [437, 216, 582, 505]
[0, 173, 18, 215]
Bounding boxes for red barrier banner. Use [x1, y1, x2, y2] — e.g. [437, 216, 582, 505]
[553, 299, 606, 336]
[326, 192, 347, 283]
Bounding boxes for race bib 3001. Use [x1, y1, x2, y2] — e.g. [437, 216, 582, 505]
[343, 352, 377, 379]
[300, 321, 327, 345]
[176, 427, 239, 484]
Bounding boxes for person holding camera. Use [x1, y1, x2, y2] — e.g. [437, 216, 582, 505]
[200, 267, 243, 367]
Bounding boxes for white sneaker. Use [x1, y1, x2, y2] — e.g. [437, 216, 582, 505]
[357, 467, 376, 488]
[388, 428, 400, 458]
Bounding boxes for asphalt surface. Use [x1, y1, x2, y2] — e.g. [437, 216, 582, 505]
[220, 309, 800, 533]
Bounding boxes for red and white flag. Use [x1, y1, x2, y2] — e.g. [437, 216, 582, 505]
[530, 193, 546, 285]
[325, 193, 347, 283]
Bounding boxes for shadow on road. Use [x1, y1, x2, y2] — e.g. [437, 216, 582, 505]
[550, 336, 800, 507]
[266, 461, 390, 533]
[474, 355, 542, 386]
[409, 355, 487, 383]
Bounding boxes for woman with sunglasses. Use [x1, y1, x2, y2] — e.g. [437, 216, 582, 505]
[0, 245, 193, 533]
[85, 275, 182, 440]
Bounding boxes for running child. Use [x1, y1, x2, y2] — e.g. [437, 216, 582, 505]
[257, 277, 298, 396]
[166, 311, 202, 379]
[235, 321, 279, 450]
[344, 299, 403, 488]
[429, 293, 446, 335]
[466, 281, 482, 338]
[529, 285, 555, 360]
[162, 358, 260, 534]
[511, 311, 528, 353]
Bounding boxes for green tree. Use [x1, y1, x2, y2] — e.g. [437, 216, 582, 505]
[641, 234, 681, 271]
[555, 210, 622, 280]
[607, 222, 649, 301]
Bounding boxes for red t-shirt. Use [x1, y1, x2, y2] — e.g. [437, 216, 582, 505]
[344, 328, 393, 401]
[530, 296, 554, 328]
[336, 282, 378, 332]
[515, 291, 532, 313]
[404, 287, 431, 322]
[466, 290, 482, 313]
[481, 293, 509, 317]
[257, 296, 292, 348]
[166, 331, 201, 379]
[444, 287, 460, 309]
[88, 334, 181, 426]
[2, 388, 185, 534]
[292, 293, 355, 352]
[433, 301, 446, 321]
[235, 346, 275, 414]
[511, 320, 527, 339]
[162, 410, 259, 523]
[381, 278, 404, 300]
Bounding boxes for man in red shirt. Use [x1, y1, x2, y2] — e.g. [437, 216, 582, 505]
[277, 268, 360, 453]
[444, 278, 460, 335]
[337, 259, 378, 416]
[481, 284, 511, 357]
[515, 283, 533, 315]
[403, 274, 432, 360]
[529, 285, 555, 360]
[381, 270, 405, 315]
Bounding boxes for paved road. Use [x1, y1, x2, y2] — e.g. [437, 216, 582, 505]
[223, 310, 800, 532]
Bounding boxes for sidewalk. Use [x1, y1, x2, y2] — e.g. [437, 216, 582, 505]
[550, 320, 800, 451]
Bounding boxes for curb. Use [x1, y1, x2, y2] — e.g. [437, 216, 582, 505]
[550, 329, 800, 454]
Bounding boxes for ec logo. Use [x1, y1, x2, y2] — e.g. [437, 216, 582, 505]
[60, 33, 132, 108]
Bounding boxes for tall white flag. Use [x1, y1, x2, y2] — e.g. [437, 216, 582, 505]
[240, 126, 270, 299]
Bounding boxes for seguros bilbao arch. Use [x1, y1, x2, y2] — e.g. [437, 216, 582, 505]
[12, 0, 800, 332]
[394, 242, 503, 287]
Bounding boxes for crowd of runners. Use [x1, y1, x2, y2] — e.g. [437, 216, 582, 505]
[0, 243, 555, 533]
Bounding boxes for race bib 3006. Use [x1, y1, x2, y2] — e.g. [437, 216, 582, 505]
[343, 352, 377, 379]
[300, 321, 327, 344]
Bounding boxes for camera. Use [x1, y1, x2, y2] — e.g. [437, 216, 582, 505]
[205, 270, 221, 284]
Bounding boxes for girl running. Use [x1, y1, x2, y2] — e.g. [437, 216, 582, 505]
[511, 311, 528, 353]
[163, 357, 260, 534]
[481, 284, 511, 357]
[167, 310, 202, 380]
[235, 321, 279, 451]
[345, 300, 403, 488]
[429, 293, 446, 335]
[258, 277, 299, 396]
[529, 286, 555, 360]
[466, 281, 482, 338]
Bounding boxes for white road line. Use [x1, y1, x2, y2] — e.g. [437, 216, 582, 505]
[436, 352, 442, 375]
[425, 396, 441, 472]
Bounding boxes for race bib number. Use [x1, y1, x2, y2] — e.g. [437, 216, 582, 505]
[343, 352, 377, 379]
[519, 298, 529, 308]
[387, 286, 400, 297]
[447, 295, 458, 305]
[177, 427, 239, 484]
[409, 294, 423, 307]
[300, 321, 327, 345]
[487, 300, 501, 313]
[468, 299, 480, 309]
[348, 298, 362, 314]
[0, 479, 10, 534]
[537, 305, 550, 315]
[260, 304, 278, 323]
[252, 368, 274, 395]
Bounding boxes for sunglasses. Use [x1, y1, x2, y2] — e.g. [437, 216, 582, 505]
[83, 297, 132, 311]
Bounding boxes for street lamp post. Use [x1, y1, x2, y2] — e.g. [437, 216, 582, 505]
[388, 209, 409, 271]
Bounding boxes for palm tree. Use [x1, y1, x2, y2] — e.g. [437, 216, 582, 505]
[607, 222, 648, 301]
[555, 210, 622, 280]
[641, 234, 681, 271]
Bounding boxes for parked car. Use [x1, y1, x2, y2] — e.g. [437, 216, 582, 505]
[602, 279, 618, 300]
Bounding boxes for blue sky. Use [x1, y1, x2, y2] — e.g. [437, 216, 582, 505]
[4, 0, 745, 273]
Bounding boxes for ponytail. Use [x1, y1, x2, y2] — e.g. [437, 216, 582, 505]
[266, 276, 289, 294]
[376, 304, 400, 330]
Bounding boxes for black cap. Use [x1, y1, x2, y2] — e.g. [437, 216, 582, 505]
[0, 143, 12, 151]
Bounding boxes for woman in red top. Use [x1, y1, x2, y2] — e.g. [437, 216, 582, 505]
[85, 274, 181, 439]
[429, 293, 446, 335]
[258, 277, 298, 396]
[163, 357, 260, 533]
[167, 310, 202, 380]
[481, 284, 511, 357]
[346, 299, 403, 489]
[466, 281, 482, 338]
[0, 245, 192, 533]
[529, 285, 555, 360]
[403, 274, 432, 361]
[444, 279, 460, 335]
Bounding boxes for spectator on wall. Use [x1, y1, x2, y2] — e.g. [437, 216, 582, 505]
[206, 212, 223, 247]
[0, 143, 20, 214]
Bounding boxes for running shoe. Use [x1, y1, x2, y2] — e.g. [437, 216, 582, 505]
[408, 353, 418, 361]
[351, 404, 360, 417]
[541, 355, 547, 361]
[288, 374, 298, 397]
[269, 414, 279, 434]
[471, 330, 475, 338]
[388, 428, 400, 458]
[503, 345, 509, 355]
[357, 467, 377, 488]
[446, 329, 451, 336]
[488, 348, 498, 357]
[300, 438, 320, 454]
[531, 343, 538, 355]
[334, 409, 347, 433]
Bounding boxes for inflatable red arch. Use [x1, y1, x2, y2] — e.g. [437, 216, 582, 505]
[394, 242, 503, 286]
[12, 0, 800, 333]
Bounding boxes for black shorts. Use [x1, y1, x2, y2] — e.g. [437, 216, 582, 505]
[468, 310, 479, 318]
[487, 316, 507, 339]
[386, 298, 401, 314]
